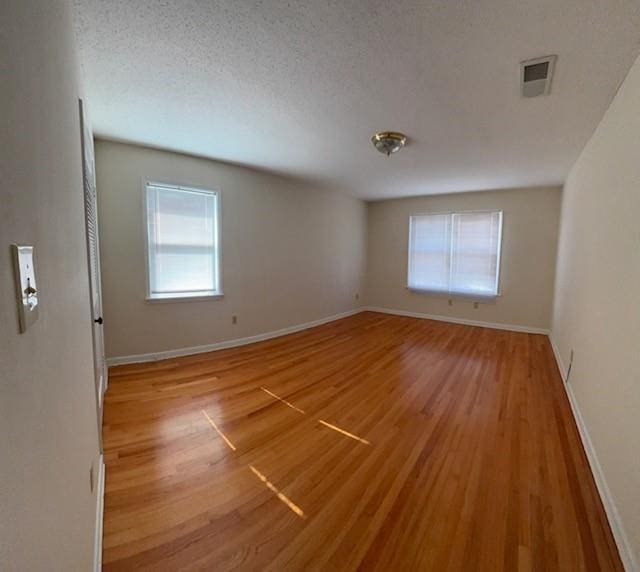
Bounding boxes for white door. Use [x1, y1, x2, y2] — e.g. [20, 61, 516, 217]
[79, 99, 107, 422]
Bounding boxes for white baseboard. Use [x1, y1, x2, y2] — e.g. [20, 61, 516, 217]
[93, 454, 105, 572]
[106, 308, 364, 366]
[548, 335, 637, 572]
[364, 306, 549, 335]
[106, 307, 547, 366]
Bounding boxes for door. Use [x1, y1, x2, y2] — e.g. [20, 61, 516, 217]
[79, 99, 107, 422]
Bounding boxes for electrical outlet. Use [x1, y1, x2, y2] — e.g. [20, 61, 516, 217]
[89, 463, 95, 493]
[232, 315, 237, 325]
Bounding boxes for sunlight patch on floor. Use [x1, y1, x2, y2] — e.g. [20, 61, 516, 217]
[249, 465, 306, 518]
[260, 386, 305, 414]
[318, 420, 370, 444]
[201, 409, 237, 451]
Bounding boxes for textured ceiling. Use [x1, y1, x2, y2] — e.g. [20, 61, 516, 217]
[73, 0, 640, 199]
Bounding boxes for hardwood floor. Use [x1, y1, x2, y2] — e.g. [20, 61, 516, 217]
[102, 311, 621, 571]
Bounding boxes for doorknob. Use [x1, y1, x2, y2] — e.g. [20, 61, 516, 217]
[94, 316, 103, 325]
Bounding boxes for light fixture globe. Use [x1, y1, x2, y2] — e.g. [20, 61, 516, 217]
[371, 131, 407, 156]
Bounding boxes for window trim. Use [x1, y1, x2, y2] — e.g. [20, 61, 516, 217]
[406, 209, 504, 300]
[142, 179, 223, 302]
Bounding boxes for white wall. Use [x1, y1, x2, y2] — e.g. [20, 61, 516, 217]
[0, 1, 102, 570]
[551, 54, 640, 569]
[95, 140, 367, 359]
[366, 187, 562, 330]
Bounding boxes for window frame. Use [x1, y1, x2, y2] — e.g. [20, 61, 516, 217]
[406, 209, 504, 300]
[142, 179, 223, 303]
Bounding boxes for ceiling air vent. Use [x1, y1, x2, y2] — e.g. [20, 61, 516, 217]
[520, 55, 557, 97]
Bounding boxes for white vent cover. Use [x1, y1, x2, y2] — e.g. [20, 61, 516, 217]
[520, 55, 557, 97]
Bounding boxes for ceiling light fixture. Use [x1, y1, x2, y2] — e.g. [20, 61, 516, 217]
[371, 131, 407, 156]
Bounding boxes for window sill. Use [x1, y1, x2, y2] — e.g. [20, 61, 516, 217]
[145, 292, 224, 304]
[406, 286, 501, 303]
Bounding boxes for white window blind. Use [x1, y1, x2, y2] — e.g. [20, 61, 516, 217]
[145, 183, 220, 299]
[408, 211, 502, 297]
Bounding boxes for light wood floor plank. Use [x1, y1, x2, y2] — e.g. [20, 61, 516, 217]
[102, 312, 622, 571]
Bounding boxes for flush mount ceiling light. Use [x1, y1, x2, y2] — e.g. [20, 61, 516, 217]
[371, 131, 407, 156]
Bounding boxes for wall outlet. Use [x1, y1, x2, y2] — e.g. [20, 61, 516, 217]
[232, 315, 237, 325]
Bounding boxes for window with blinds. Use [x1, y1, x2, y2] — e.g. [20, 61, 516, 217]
[145, 183, 221, 300]
[407, 211, 502, 297]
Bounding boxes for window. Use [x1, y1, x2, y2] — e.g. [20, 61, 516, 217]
[145, 182, 221, 300]
[407, 211, 502, 297]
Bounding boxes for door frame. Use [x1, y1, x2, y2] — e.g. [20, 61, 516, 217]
[79, 98, 107, 441]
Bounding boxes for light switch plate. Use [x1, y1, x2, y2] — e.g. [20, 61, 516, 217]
[11, 244, 39, 333]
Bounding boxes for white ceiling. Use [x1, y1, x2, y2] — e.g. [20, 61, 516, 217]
[74, 0, 640, 200]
